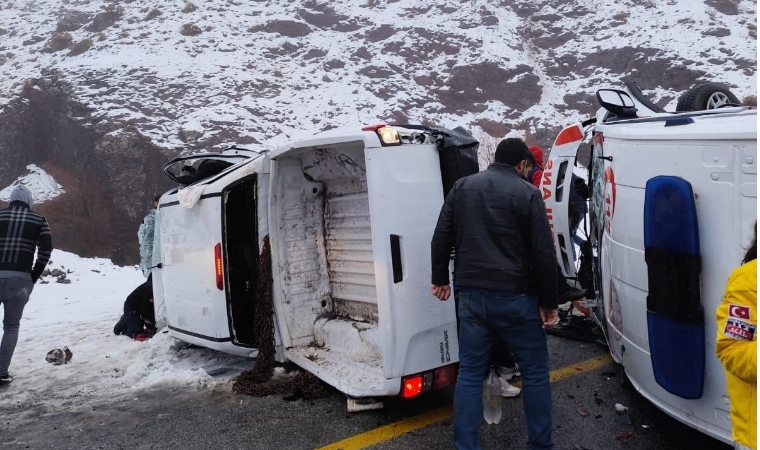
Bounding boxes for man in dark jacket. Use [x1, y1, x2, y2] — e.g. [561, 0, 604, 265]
[0, 186, 53, 386]
[114, 274, 156, 341]
[431, 138, 557, 450]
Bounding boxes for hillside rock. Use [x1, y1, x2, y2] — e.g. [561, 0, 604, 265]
[56, 11, 91, 32]
[0, 0, 755, 262]
[0, 70, 172, 264]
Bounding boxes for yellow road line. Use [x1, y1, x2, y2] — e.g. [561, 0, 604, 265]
[316, 354, 614, 450]
[511, 354, 615, 388]
[316, 405, 453, 450]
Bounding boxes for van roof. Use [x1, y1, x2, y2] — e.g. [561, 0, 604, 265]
[598, 109, 757, 141]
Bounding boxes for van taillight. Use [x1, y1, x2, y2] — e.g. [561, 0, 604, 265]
[401, 363, 458, 399]
[402, 375, 423, 399]
[214, 243, 224, 290]
[432, 364, 457, 390]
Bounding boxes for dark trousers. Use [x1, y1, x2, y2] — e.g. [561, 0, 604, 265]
[123, 304, 145, 336]
[454, 288, 552, 450]
[0, 276, 33, 376]
[454, 288, 516, 369]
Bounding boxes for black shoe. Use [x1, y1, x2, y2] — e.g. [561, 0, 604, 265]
[113, 314, 127, 335]
[559, 286, 587, 304]
[0, 374, 13, 387]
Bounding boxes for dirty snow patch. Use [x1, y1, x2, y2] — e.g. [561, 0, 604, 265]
[0, 250, 253, 415]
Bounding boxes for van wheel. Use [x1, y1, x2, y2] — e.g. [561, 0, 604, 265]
[676, 83, 740, 111]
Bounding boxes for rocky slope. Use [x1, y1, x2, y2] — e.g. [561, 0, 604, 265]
[0, 0, 756, 261]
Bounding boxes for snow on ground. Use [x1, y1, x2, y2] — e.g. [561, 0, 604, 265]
[0, 250, 253, 413]
[0, 164, 64, 203]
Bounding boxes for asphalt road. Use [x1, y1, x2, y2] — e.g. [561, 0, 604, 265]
[0, 336, 732, 450]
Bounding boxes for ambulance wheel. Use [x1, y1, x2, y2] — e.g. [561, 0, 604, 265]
[676, 83, 740, 111]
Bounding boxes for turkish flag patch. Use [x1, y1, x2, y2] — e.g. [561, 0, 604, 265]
[728, 304, 751, 320]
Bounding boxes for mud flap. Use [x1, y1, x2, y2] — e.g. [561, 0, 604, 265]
[644, 176, 704, 399]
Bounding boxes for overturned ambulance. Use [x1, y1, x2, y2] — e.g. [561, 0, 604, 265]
[152, 125, 479, 401]
[544, 82, 756, 444]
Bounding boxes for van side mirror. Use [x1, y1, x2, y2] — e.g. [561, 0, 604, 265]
[596, 89, 638, 118]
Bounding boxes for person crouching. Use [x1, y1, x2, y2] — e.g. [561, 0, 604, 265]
[113, 274, 156, 341]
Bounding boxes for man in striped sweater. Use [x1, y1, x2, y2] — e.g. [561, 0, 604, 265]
[0, 185, 53, 387]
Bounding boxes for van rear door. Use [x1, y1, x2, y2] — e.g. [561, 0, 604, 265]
[364, 141, 461, 379]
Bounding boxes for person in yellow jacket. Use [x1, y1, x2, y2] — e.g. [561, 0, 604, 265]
[716, 222, 757, 450]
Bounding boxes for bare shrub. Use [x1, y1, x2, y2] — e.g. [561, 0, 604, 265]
[46, 32, 73, 52]
[67, 39, 92, 56]
[145, 8, 162, 20]
[182, 2, 197, 13]
[743, 95, 757, 107]
[180, 23, 202, 36]
[21, 68, 75, 106]
[102, 3, 124, 16]
[476, 131, 500, 169]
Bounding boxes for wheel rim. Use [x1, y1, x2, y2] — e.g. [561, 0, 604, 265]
[706, 92, 731, 109]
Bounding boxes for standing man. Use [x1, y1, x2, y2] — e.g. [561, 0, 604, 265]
[0, 185, 53, 387]
[431, 138, 558, 450]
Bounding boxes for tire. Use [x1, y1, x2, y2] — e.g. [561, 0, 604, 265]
[676, 83, 740, 111]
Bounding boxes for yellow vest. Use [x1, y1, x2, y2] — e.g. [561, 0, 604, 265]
[716, 259, 757, 450]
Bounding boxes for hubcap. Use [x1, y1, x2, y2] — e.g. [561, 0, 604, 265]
[706, 92, 730, 109]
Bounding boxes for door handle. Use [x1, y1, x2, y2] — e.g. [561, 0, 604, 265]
[390, 234, 403, 283]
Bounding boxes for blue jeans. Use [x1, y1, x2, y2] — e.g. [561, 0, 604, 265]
[0, 275, 33, 376]
[453, 288, 553, 450]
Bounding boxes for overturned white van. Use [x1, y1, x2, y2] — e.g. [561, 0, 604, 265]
[154, 125, 481, 399]
[544, 82, 756, 444]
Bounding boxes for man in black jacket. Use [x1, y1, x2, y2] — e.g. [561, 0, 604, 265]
[431, 138, 558, 450]
[0, 186, 53, 387]
[113, 274, 156, 341]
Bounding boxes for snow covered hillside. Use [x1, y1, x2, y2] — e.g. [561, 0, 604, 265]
[0, 164, 64, 203]
[0, 0, 754, 263]
[0, 250, 252, 420]
[0, 0, 755, 152]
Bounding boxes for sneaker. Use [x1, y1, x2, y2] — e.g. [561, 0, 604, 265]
[113, 314, 127, 335]
[498, 364, 521, 381]
[500, 378, 521, 398]
[0, 374, 13, 387]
